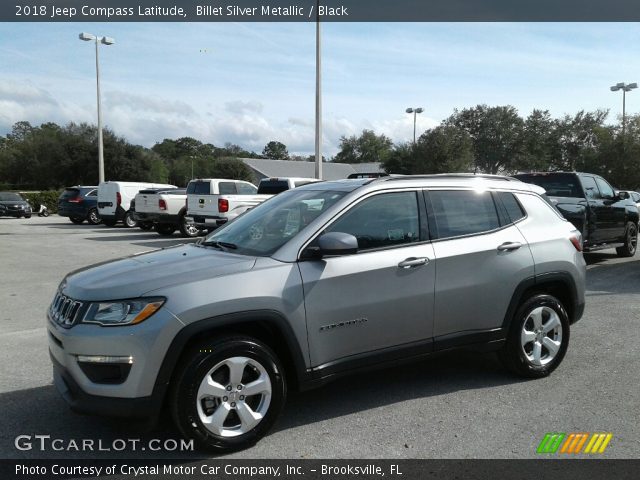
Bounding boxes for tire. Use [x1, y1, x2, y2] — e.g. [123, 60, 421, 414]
[102, 219, 117, 227]
[499, 294, 569, 378]
[170, 336, 286, 452]
[155, 223, 176, 236]
[616, 221, 637, 257]
[70, 216, 84, 224]
[179, 213, 200, 238]
[124, 210, 138, 228]
[87, 208, 101, 225]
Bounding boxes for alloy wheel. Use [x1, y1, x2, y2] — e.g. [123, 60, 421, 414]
[520, 306, 563, 366]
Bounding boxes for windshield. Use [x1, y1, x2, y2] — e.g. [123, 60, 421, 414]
[0, 192, 24, 202]
[204, 189, 347, 256]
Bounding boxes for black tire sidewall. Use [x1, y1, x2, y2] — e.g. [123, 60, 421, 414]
[179, 214, 199, 237]
[87, 208, 101, 225]
[172, 337, 286, 452]
[124, 211, 137, 228]
[505, 294, 570, 377]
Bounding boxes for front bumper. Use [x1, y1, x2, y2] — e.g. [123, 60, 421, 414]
[51, 352, 153, 418]
[47, 305, 184, 418]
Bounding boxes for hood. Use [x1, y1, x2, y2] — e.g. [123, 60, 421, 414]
[62, 244, 257, 301]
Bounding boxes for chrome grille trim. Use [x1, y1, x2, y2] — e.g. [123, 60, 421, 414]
[49, 292, 84, 328]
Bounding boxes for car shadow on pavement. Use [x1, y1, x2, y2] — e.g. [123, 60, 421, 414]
[584, 252, 620, 265]
[274, 350, 521, 434]
[0, 351, 522, 459]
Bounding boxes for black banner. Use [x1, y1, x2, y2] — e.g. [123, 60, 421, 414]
[3, 459, 640, 480]
[3, 0, 640, 22]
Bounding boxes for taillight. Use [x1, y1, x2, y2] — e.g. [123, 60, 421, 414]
[159, 199, 167, 211]
[68, 196, 83, 204]
[116, 192, 122, 206]
[218, 198, 229, 213]
[569, 233, 583, 252]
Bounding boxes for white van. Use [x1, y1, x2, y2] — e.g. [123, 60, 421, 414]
[98, 181, 176, 227]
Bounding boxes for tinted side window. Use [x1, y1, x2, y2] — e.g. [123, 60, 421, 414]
[236, 183, 257, 195]
[580, 176, 600, 199]
[430, 190, 500, 239]
[218, 182, 238, 195]
[632, 193, 640, 202]
[497, 191, 526, 223]
[326, 192, 421, 250]
[594, 177, 614, 199]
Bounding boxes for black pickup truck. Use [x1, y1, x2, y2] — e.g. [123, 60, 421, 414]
[515, 172, 639, 257]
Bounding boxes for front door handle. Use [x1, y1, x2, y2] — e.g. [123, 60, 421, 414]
[398, 257, 429, 268]
[497, 242, 522, 252]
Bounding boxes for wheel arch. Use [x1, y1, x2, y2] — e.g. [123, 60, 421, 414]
[149, 310, 308, 418]
[502, 272, 580, 334]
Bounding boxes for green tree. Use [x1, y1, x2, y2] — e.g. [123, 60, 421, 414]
[262, 141, 289, 160]
[383, 126, 473, 174]
[333, 129, 393, 164]
[446, 105, 524, 174]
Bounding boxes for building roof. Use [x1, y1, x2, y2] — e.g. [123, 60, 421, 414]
[239, 158, 383, 181]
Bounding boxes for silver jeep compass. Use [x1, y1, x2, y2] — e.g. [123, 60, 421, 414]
[47, 174, 586, 451]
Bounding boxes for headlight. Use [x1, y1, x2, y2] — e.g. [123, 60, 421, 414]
[82, 298, 165, 326]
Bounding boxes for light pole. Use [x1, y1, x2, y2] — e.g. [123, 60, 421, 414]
[314, 2, 322, 180]
[79, 32, 115, 184]
[610, 82, 637, 137]
[406, 107, 424, 144]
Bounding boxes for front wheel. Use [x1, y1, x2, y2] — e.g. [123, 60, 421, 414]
[499, 294, 569, 378]
[171, 336, 286, 452]
[616, 222, 637, 257]
[124, 211, 138, 228]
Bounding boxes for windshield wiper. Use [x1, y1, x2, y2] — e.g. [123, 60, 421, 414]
[201, 240, 238, 250]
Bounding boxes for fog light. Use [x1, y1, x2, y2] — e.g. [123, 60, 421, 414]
[76, 355, 133, 364]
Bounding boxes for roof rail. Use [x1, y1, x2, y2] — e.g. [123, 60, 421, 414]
[371, 173, 520, 183]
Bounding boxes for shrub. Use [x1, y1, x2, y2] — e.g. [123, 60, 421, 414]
[20, 190, 62, 213]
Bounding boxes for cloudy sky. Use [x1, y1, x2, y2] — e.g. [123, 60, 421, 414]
[1, 22, 640, 156]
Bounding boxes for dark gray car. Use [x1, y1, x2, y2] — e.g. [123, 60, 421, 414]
[0, 192, 32, 218]
[47, 175, 586, 451]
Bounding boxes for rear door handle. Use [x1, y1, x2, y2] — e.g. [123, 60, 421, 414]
[398, 257, 429, 268]
[497, 242, 522, 251]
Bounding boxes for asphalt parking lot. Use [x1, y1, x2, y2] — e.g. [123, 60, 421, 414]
[0, 215, 638, 459]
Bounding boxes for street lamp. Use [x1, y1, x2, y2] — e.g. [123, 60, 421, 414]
[406, 107, 424, 144]
[79, 32, 115, 184]
[610, 82, 637, 137]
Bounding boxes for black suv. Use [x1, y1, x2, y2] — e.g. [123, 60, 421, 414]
[58, 186, 100, 225]
[515, 172, 639, 256]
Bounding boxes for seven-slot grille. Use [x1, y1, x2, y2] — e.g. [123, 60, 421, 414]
[50, 292, 84, 328]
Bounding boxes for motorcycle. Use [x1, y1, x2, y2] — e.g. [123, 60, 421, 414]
[36, 204, 49, 217]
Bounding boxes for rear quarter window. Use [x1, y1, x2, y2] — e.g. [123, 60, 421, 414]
[430, 190, 500, 239]
[496, 191, 526, 223]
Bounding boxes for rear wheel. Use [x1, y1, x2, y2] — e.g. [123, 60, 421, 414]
[171, 336, 286, 452]
[87, 208, 101, 225]
[155, 223, 176, 236]
[70, 216, 84, 224]
[179, 214, 200, 238]
[616, 222, 637, 257]
[499, 294, 569, 378]
[124, 211, 137, 228]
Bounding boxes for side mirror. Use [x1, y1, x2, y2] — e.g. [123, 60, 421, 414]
[305, 232, 358, 258]
[616, 190, 630, 200]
